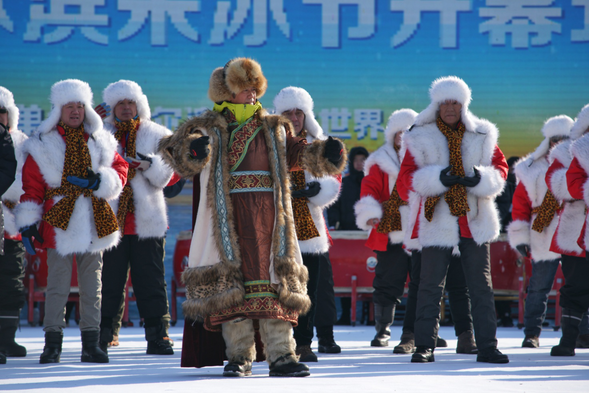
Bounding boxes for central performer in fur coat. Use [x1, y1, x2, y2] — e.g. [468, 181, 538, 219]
[397, 76, 509, 364]
[158, 58, 346, 377]
[507, 115, 573, 349]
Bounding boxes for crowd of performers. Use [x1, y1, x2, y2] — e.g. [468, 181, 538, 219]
[0, 58, 587, 377]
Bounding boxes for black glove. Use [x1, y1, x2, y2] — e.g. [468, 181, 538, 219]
[20, 225, 44, 255]
[67, 167, 101, 190]
[516, 244, 530, 258]
[189, 136, 210, 160]
[323, 136, 343, 166]
[458, 167, 481, 187]
[440, 165, 460, 187]
[291, 181, 321, 199]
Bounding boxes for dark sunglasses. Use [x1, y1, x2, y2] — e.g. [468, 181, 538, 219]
[0, 108, 7, 114]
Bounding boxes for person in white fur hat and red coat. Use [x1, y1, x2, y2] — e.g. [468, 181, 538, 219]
[15, 79, 128, 364]
[0, 86, 18, 364]
[397, 76, 509, 364]
[97, 80, 179, 356]
[546, 106, 589, 350]
[552, 103, 589, 356]
[158, 58, 346, 377]
[273, 86, 342, 362]
[507, 115, 573, 349]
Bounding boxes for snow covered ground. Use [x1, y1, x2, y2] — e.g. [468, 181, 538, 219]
[1, 324, 587, 392]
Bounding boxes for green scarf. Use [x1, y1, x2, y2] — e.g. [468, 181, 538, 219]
[213, 101, 263, 124]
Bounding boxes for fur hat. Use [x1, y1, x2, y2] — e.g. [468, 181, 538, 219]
[384, 108, 417, 146]
[414, 76, 478, 131]
[102, 80, 151, 124]
[36, 79, 102, 135]
[570, 104, 589, 141]
[208, 58, 267, 103]
[273, 86, 325, 141]
[0, 86, 19, 131]
[530, 115, 574, 160]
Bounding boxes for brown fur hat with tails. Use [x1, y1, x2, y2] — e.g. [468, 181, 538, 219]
[208, 58, 268, 103]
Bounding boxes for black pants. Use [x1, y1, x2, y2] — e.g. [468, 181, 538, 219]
[0, 239, 26, 311]
[372, 242, 410, 308]
[294, 252, 337, 346]
[408, 250, 473, 337]
[415, 238, 496, 351]
[560, 254, 589, 313]
[101, 235, 168, 320]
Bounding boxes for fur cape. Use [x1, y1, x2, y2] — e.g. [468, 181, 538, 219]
[16, 124, 123, 256]
[104, 120, 173, 239]
[403, 118, 505, 248]
[2, 129, 27, 236]
[158, 109, 345, 320]
[507, 154, 560, 262]
[569, 134, 589, 251]
[547, 140, 585, 257]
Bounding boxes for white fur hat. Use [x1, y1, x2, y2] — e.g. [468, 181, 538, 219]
[36, 79, 102, 135]
[273, 86, 325, 141]
[0, 86, 19, 131]
[384, 108, 417, 146]
[414, 76, 477, 131]
[531, 115, 574, 160]
[102, 80, 151, 124]
[570, 104, 589, 141]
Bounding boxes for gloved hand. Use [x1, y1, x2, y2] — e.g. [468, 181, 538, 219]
[458, 167, 481, 187]
[125, 152, 152, 171]
[20, 225, 44, 255]
[94, 102, 111, 119]
[323, 136, 344, 166]
[189, 136, 210, 160]
[67, 167, 101, 190]
[440, 165, 460, 187]
[516, 244, 530, 258]
[291, 181, 321, 199]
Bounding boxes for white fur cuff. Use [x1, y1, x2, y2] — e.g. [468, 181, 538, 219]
[506, 219, 531, 250]
[412, 165, 448, 197]
[354, 195, 382, 231]
[550, 167, 572, 201]
[307, 176, 340, 209]
[15, 200, 43, 230]
[142, 154, 174, 189]
[93, 166, 124, 201]
[468, 165, 505, 198]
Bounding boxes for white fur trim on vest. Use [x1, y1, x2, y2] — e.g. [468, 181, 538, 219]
[106, 120, 173, 239]
[414, 76, 478, 132]
[404, 118, 504, 248]
[570, 103, 589, 141]
[511, 154, 560, 261]
[384, 109, 417, 146]
[0, 86, 20, 132]
[403, 191, 422, 251]
[2, 130, 27, 236]
[19, 127, 121, 255]
[102, 80, 151, 125]
[273, 86, 325, 141]
[36, 79, 103, 136]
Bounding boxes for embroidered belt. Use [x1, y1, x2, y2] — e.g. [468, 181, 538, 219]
[244, 280, 279, 299]
[228, 170, 273, 194]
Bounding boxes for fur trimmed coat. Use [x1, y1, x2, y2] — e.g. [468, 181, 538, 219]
[546, 140, 585, 257]
[354, 143, 409, 251]
[158, 109, 345, 321]
[507, 154, 560, 262]
[105, 120, 174, 239]
[2, 129, 27, 238]
[397, 119, 508, 248]
[566, 134, 589, 252]
[16, 125, 127, 256]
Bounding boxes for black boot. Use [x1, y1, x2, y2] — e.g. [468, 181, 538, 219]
[269, 354, 310, 377]
[0, 314, 27, 357]
[40, 331, 63, 364]
[393, 331, 415, 354]
[411, 346, 435, 363]
[223, 355, 253, 377]
[551, 308, 583, 356]
[371, 304, 395, 347]
[476, 348, 509, 363]
[145, 319, 174, 355]
[99, 317, 114, 354]
[317, 325, 341, 354]
[81, 330, 109, 363]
